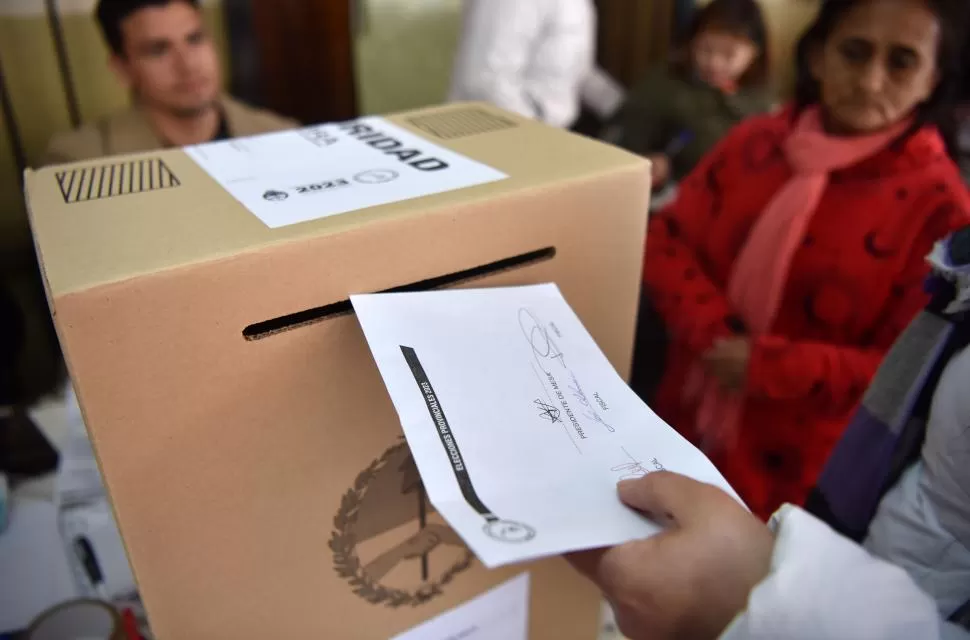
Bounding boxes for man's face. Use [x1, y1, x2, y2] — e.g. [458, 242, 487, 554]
[112, 1, 221, 116]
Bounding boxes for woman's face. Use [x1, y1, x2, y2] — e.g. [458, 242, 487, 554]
[811, 0, 941, 135]
[692, 29, 759, 90]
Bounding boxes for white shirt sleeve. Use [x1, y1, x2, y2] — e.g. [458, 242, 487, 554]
[580, 66, 625, 120]
[449, 0, 595, 128]
[719, 506, 969, 640]
[449, 0, 546, 121]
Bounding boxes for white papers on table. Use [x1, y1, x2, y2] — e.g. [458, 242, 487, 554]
[61, 500, 137, 602]
[56, 385, 108, 507]
[351, 284, 740, 568]
[0, 498, 79, 632]
[392, 573, 529, 640]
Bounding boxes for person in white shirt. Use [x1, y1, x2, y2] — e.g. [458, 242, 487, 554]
[448, 0, 622, 128]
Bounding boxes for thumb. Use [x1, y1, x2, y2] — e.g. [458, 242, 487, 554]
[617, 471, 713, 527]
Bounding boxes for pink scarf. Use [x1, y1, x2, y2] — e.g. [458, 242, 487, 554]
[690, 107, 914, 454]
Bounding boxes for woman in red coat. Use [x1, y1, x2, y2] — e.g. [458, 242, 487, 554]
[642, 0, 970, 519]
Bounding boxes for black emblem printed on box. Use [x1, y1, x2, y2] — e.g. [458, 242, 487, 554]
[55, 157, 180, 204]
[330, 440, 474, 607]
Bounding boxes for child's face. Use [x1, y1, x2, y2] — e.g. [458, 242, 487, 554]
[691, 29, 759, 90]
[810, 0, 940, 135]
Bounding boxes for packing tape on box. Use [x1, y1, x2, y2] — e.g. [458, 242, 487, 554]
[25, 599, 123, 640]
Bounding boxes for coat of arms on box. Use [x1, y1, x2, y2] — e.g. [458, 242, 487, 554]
[330, 440, 474, 606]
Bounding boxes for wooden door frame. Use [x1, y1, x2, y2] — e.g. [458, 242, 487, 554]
[226, 0, 358, 125]
[596, 0, 676, 88]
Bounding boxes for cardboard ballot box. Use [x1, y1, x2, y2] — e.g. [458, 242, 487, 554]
[26, 104, 650, 639]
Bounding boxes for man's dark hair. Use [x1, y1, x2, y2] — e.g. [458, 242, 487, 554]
[96, 0, 200, 56]
[794, 0, 969, 159]
[672, 0, 771, 88]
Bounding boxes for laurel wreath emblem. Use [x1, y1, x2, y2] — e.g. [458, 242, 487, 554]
[329, 442, 474, 607]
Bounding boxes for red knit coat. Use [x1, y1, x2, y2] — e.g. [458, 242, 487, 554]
[644, 108, 970, 519]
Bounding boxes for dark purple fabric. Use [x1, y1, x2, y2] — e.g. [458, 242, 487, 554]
[807, 231, 970, 539]
[813, 408, 899, 538]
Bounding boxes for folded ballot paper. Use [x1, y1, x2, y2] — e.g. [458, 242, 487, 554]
[351, 284, 739, 568]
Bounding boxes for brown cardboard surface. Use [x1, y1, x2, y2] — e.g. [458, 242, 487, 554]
[27, 103, 644, 299]
[27, 103, 650, 639]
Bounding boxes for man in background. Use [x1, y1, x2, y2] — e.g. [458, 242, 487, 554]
[43, 0, 296, 165]
[449, 0, 623, 130]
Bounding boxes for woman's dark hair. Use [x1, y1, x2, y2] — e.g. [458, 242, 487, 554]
[794, 0, 969, 159]
[672, 0, 770, 88]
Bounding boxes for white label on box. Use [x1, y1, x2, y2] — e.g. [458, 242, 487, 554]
[184, 116, 508, 228]
[391, 573, 529, 640]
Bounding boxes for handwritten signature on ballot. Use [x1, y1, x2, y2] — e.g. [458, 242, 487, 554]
[518, 308, 567, 373]
[517, 307, 616, 433]
[517, 307, 665, 482]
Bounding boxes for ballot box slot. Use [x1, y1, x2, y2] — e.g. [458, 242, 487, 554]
[242, 246, 556, 341]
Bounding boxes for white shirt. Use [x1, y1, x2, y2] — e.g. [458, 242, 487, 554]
[449, 0, 622, 128]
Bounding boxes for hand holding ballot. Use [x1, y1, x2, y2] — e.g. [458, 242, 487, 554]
[567, 472, 774, 640]
[351, 284, 742, 568]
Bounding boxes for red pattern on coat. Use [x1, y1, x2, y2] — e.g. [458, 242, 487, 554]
[643, 108, 970, 519]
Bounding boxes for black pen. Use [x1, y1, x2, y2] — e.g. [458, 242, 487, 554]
[74, 536, 110, 601]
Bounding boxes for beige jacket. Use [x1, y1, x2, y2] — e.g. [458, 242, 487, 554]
[42, 96, 297, 166]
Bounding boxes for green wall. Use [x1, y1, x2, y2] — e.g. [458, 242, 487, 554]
[353, 0, 462, 116]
